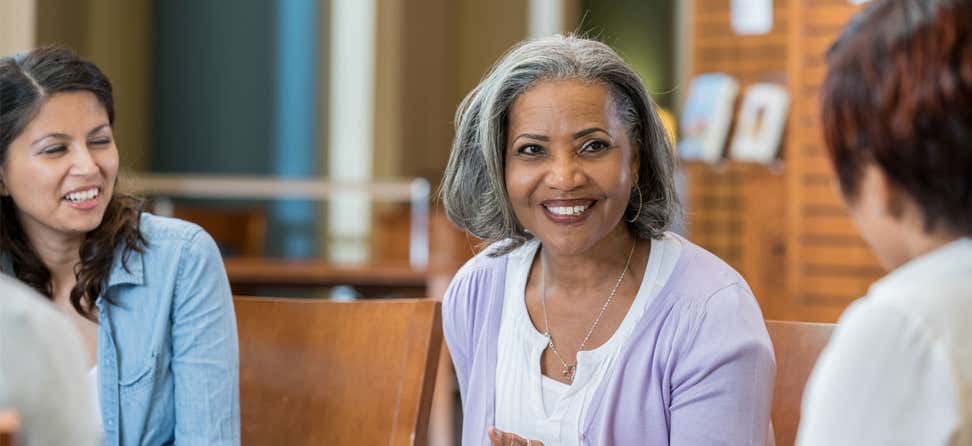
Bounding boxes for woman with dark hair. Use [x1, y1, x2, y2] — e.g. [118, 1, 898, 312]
[0, 47, 239, 445]
[440, 35, 775, 446]
[797, 0, 972, 444]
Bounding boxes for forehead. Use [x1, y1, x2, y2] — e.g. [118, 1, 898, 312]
[19, 91, 109, 138]
[508, 80, 619, 130]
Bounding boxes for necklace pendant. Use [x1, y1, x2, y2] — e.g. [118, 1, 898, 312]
[562, 364, 575, 381]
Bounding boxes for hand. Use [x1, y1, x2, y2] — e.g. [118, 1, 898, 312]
[488, 426, 545, 446]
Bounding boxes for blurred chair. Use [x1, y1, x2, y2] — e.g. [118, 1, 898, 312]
[766, 320, 835, 446]
[168, 205, 267, 257]
[235, 296, 442, 446]
[0, 410, 19, 446]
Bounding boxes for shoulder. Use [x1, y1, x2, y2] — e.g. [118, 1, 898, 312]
[0, 275, 69, 333]
[798, 297, 960, 444]
[644, 235, 770, 363]
[137, 213, 221, 258]
[444, 244, 509, 313]
[665, 233, 751, 303]
[138, 212, 209, 244]
[816, 297, 942, 370]
[656, 234, 762, 333]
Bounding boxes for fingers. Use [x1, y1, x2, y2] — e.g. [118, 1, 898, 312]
[487, 426, 504, 446]
[487, 427, 545, 446]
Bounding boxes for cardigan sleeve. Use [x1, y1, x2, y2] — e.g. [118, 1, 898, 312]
[668, 283, 776, 446]
[443, 269, 474, 402]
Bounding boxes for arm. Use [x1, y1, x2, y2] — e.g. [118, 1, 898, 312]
[668, 283, 776, 446]
[171, 229, 240, 446]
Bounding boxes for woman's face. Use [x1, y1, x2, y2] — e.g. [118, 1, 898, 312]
[504, 79, 638, 256]
[0, 91, 119, 243]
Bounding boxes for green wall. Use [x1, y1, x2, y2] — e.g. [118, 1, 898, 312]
[579, 0, 676, 110]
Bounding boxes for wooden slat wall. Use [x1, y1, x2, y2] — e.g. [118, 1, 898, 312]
[784, 0, 878, 322]
[686, 0, 790, 318]
[688, 0, 877, 322]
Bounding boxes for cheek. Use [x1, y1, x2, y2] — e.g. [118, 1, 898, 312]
[504, 165, 534, 204]
[99, 149, 121, 176]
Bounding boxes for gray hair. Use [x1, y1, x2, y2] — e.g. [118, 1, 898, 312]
[440, 34, 680, 255]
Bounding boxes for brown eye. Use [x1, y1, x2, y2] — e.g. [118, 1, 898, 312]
[516, 144, 544, 156]
[41, 145, 67, 155]
[580, 139, 609, 153]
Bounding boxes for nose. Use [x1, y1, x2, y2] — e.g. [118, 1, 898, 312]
[544, 151, 586, 192]
[69, 144, 99, 177]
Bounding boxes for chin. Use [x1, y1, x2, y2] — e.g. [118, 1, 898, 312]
[71, 217, 107, 234]
[536, 233, 599, 256]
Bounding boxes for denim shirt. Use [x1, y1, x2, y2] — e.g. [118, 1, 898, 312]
[95, 213, 240, 446]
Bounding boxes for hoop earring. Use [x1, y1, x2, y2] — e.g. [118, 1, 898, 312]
[626, 185, 643, 223]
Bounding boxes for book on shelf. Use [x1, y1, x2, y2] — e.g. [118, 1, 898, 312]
[729, 83, 790, 164]
[678, 73, 739, 163]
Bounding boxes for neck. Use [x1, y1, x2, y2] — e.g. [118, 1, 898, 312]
[901, 229, 963, 268]
[23, 229, 84, 298]
[539, 228, 638, 292]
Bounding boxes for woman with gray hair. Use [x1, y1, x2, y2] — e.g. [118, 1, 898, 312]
[441, 35, 775, 446]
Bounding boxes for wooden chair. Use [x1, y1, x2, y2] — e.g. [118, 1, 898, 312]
[765, 320, 835, 446]
[169, 205, 267, 257]
[0, 410, 19, 446]
[235, 297, 442, 446]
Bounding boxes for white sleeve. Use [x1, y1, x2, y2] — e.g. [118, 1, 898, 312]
[796, 300, 960, 446]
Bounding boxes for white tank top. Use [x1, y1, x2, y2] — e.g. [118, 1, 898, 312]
[494, 235, 681, 445]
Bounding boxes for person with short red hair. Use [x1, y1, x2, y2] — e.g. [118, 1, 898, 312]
[798, 0, 972, 444]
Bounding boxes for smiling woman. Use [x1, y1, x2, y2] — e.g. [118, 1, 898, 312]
[0, 47, 239, 446]
[440, 35, 775, 446]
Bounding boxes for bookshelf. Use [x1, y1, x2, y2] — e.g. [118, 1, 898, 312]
[685, 0, 875, 322]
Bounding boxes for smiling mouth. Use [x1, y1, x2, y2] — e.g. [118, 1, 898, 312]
[541, 200, 597, 220]
[545, 204, 590, 216]
[63, 187, 100, 203]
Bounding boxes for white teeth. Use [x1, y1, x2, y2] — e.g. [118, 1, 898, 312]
[65, 188, 99, 202]
[547, 205, 589, 216]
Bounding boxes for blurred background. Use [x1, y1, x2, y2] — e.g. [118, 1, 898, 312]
[1, 0, 876, 443]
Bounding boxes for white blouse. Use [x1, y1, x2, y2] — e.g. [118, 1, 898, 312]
[494, 235, 681, 445]
[797, 238, 972, 445]
[90, 366, 102, 434]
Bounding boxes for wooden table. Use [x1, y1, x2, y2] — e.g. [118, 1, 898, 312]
[223, 258, 428, 298]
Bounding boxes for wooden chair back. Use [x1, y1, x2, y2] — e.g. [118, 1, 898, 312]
[170, 206, 267, 257]
[235, 297, 442, 446]
[0, 411, 19, 446]
[766, 320, 835, 446]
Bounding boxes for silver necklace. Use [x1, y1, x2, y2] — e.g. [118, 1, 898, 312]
[540, 239, 637, 383]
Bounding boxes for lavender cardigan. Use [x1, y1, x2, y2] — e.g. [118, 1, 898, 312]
[443, 234, 775, 446]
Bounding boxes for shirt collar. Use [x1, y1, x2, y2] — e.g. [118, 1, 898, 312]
[106, 244, 145, 289]
[869, 237, 972, 299]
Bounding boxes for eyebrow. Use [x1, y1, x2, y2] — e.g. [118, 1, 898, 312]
[512, 127, 610, 143]
[30, 123, 111, 146]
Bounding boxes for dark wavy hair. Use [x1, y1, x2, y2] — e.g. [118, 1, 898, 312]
[0, 47, 145, 320]
[821, 0, 972, 235]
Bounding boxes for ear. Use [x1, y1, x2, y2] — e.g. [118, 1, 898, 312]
[630, 148, 641, 186]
